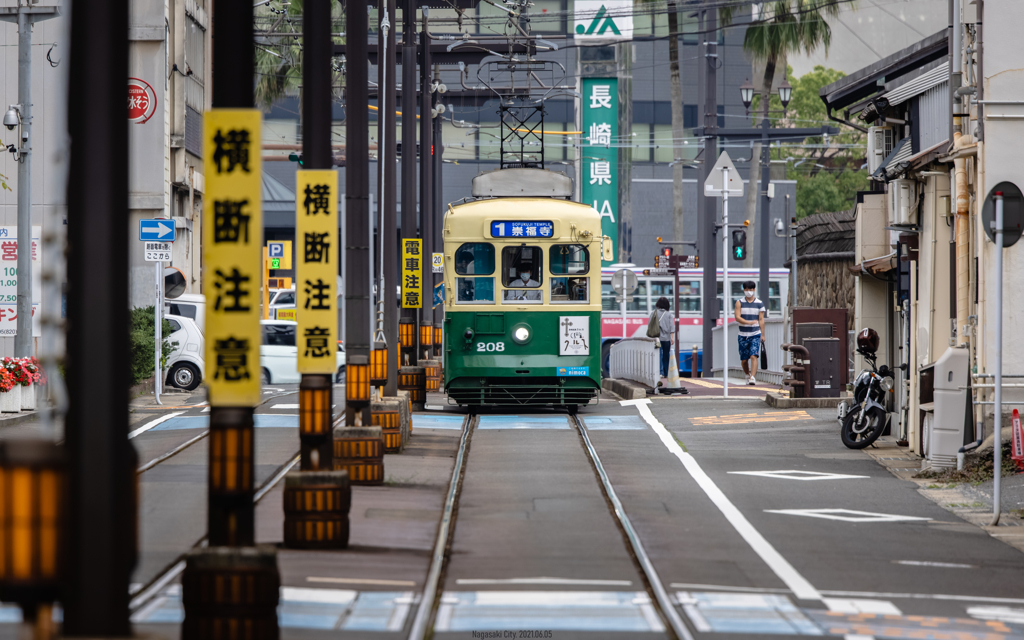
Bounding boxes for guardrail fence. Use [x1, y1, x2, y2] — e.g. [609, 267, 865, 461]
[608, 338, 660, 388]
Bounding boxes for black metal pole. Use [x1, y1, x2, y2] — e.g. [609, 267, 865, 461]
[419, 10, 433, 363]
[698, 8, 717, 377]
[207, 0, 257, 548]
[432, 89, 443, 358]
[759, 106, 771, 310]
[301, 0, 334, 470]
[63, 0, 136, 632]
[400, 0, 418, 367]
[383, 0, 399, 395]
[346, 0, 372, 426]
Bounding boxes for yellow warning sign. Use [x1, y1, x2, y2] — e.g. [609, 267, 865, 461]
[203, 109, 262, 406]
[402, 238, 423, 308]
[295, 170, 338, 374]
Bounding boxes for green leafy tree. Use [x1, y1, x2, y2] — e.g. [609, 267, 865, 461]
[721, 1, 844, 261]
[254, 0, 345, 109]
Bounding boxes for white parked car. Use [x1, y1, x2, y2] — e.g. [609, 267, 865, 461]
[164, 313, 205, 391]
[260, 320, 346, 385]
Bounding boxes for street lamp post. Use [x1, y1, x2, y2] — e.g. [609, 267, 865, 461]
[740, 75, 792, 310]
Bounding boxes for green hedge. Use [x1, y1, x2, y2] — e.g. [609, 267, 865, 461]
[130, 307, 178, 387]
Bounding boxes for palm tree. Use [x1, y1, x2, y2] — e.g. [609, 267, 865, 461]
[721, 0, 843, 266]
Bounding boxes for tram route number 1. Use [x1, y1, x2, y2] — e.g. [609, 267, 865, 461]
[476, 341, 505, 352]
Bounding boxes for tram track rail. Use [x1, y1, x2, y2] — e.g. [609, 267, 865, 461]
[407, 410, 693, 640]
[127, 400, 345, 614]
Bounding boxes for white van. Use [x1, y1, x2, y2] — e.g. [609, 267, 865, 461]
[165, 293, 206, 331]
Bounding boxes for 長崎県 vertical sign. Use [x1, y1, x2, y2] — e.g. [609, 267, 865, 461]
[581, 78, 618, 266]
[402, 239, 423, 308]
[296, 170, 338, 373]
[203, 111, 262, 405]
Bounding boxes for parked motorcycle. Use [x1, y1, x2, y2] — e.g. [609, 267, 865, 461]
[837, 328, 904, 449]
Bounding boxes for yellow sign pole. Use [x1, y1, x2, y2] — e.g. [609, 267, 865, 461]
[296, 170, 338, 470]
[262, 246, 270, 320]
[202, 109, 262, 546]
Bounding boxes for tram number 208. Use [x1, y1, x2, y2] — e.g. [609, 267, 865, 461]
[476, 342, 506, 352]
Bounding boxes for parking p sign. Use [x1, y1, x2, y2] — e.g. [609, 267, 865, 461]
[266, 240, 292, 270]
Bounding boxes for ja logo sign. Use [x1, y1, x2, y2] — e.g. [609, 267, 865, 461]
[573, 0, 632, 40]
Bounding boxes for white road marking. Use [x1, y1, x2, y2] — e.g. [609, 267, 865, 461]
[621, 398, 822, 601]
[425, 404, 444, 411]
[307, 576, 416, 587]
[271, 404, 300, 409]
[455, 577, 633, 587]
[823, 598, 902, 615]
[966, 605, 1024, 624]
[668, 582, 1024, 605]
[895, 560, 975, 569]
[201, 406, 210, 412]
[765, 508, 931, 523]
[128, 411, 185, 439]
[728, 470, 869, 481]
[281, 587, 358, 604]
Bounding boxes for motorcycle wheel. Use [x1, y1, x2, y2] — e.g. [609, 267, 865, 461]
[840, 405, 886, 449]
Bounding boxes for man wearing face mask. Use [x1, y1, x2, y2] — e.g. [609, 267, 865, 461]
[506, 267, 541, 301]
[734, 280, 765, 385]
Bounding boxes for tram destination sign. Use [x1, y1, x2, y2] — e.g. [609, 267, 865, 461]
[490, 221, 553, 238]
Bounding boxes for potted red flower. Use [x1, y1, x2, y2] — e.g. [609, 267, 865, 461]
[19, 357, 41, 411]
[0, 359, 19, 413]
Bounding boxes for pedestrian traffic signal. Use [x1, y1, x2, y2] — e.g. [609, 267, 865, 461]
[662, 246, 672, 257]
[731, 229, 746, 260]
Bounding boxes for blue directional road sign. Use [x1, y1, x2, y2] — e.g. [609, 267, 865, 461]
[139, 219, 176, 242]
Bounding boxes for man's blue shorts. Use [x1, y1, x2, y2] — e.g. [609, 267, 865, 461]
[738, 334, 761, 361]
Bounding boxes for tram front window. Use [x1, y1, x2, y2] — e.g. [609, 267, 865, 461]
[549, 244, 589, 303]
[455, 242, 495, 304]
[502, 246, 543, 302]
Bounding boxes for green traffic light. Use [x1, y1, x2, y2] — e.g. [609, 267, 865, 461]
[734, 247, 744, 259]
[288, 152, 304, 166]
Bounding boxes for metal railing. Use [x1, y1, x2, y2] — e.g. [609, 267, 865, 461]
[608, 337, 660, 388]
[710, 317, 787, 384]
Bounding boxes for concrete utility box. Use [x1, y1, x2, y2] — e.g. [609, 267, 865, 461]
[927, 347, 971, 469]
[803, 338, 841, 398]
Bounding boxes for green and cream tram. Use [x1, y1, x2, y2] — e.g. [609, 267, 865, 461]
[442, 169, 602, 411]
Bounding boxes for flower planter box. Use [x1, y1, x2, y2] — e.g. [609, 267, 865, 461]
[20, 383, 34, 411]
[0, 385, 21, 413]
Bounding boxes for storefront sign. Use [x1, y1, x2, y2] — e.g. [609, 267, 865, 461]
[581, 78, 619, 266]
[128, 78, 158, 124]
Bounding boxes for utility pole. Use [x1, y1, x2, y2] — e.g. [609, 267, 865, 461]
[0, 4, 56, 356]
[382, 0, 399, 395]
[14, 6, 32, 357]
[63, 0, 136, 631]
[698, 7, 718, 377]
[346, 0, 372, 426]
[432, 81, 443, 357]
[400, 0, 419, 367]
[419, 9, 433, 362]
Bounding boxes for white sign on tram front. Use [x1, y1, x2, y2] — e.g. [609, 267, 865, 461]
[559, 316, 590, 356]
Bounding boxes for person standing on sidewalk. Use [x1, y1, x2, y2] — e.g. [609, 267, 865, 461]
[734, 280, 765, 386]
[654, 297, 674, 385]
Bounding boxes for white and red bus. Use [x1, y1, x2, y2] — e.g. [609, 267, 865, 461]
[599, 266, 789, 373]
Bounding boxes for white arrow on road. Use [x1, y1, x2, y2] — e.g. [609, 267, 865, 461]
[157, 222, 172, 237]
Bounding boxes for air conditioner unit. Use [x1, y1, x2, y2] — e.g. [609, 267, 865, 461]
[889, 179, 915, 225]
[867, 126, 894, 174]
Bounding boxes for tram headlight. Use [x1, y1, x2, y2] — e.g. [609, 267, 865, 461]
[512, 324, 531, 344]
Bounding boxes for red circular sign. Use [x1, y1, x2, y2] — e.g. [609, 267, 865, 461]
[128, 78, 157, 124]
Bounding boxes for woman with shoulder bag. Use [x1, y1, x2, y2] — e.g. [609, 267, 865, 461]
[651, 297, 674, 386]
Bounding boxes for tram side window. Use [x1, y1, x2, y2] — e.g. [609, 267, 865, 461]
[549, 244, 589, 303]
[502, 246, 543, 302]
[454, 243, 496, 304]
